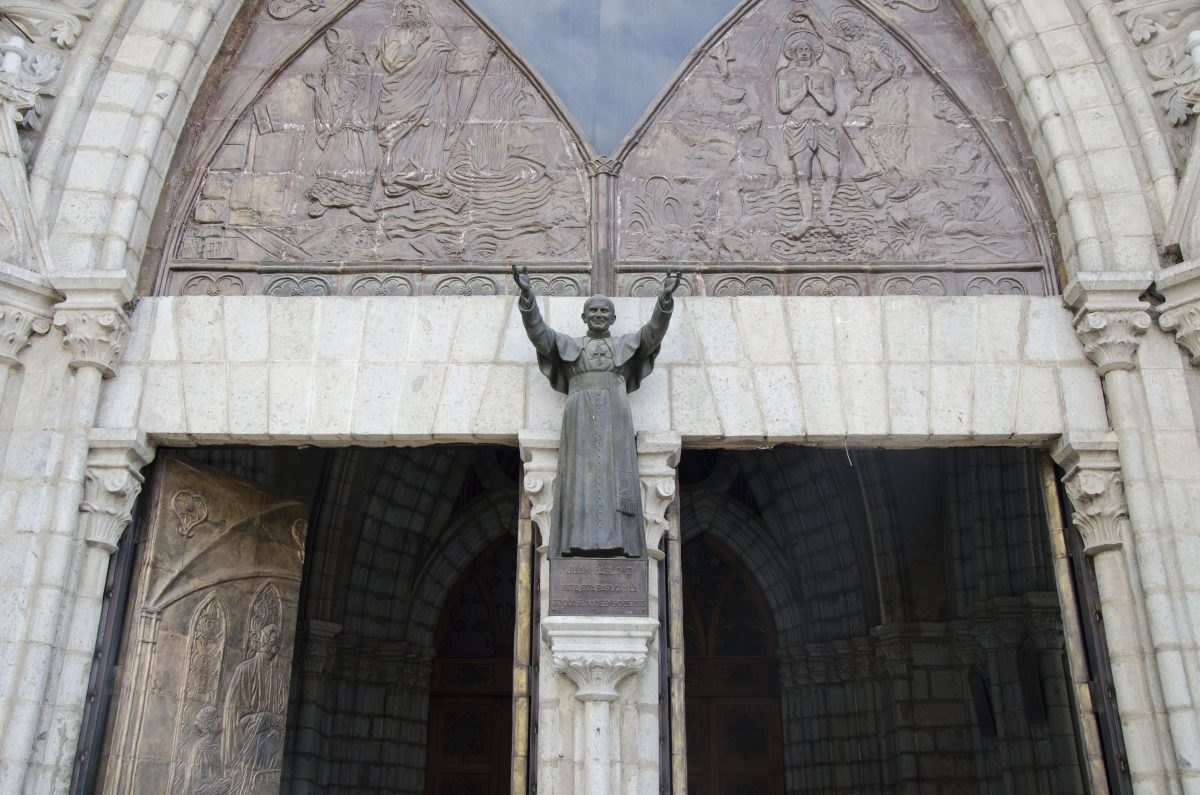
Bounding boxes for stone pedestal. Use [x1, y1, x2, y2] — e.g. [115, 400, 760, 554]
[542, 616, 658, 795]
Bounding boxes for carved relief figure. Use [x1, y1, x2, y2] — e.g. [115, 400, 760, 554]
[513, 265, 681, 558]
[176, 705, 225, 795]
[776, 31, 841, 230]
[222, 622, 288, 793]
[303, 28, 378, 219]
[791, 6, 910, 183]
[374, 0, 491, 206]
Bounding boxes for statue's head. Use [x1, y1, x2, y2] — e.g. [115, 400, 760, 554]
[582, 295, 615, 334]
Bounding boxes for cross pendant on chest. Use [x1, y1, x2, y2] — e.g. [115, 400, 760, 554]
[586, 341, 611, 366]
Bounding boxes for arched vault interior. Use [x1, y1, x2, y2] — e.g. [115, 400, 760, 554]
[172, 444, 1083, 793]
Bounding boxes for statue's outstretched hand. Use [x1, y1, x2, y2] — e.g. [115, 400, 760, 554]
[512, 264, 533, 300]
[660, 270, 682, 303]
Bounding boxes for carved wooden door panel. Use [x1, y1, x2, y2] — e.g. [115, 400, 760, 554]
[97, 458, 308, 795]
[425, 537, 516, 795]
[684, 536, 785, 795]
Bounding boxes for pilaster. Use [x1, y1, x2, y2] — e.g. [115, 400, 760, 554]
[79, 428, 154, 553]
[1155, 259, 1200, 365]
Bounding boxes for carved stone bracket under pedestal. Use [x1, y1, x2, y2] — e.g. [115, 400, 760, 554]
[519, 429, 559, 549]
[542, 615, 657, 700]
[1064, 273, 1154, 375]
[1156, 259, 1200, 365]
[80, 428, 154, 553]
[637, 431, 680, 551]
[1052, 433, 1129, 555]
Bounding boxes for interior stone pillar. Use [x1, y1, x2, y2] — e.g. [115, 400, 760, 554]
[521, 429, 679, 794]
[1052, 432, 1177, 794]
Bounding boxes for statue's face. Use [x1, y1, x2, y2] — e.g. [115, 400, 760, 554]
[582, 302, 614, 334]
[792, 43, 815, 65]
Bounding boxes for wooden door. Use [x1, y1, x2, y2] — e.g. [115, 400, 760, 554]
[425, 537, 516, 795]
[684, 536, 785, 795]
[97, 457, 309, 795]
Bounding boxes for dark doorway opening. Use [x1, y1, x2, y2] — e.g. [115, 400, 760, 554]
[676, 447, 1102, 794]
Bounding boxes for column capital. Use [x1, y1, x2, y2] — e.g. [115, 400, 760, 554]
[519, 429, 559, 547]
[50, 277, 135, 377]
[1052, 433, 1128, 555]
[638, 431, 680, 550]
[1155, 259, 1200, 365]
[542, 615, 657, 701]
[0, 254, 58, 369]
[80, 429, 154, 553]
[1063, 273, 1154, 375]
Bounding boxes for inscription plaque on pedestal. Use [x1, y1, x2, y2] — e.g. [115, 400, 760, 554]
[549, 558, 649, 617]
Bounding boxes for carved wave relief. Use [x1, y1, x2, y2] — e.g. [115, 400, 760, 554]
[171, 0, 590, 267]
[617, 0, 1049, 270]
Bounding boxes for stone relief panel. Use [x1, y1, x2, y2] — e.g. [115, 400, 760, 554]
[101, 459, 308, 795]
[615, 0, 1055, 297]
[156, 0, 590, 296]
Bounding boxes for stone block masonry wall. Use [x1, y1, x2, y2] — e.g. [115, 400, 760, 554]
[96, 294, 1108, 445]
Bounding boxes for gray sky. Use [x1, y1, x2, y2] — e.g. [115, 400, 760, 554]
[469, 0, 740, 153]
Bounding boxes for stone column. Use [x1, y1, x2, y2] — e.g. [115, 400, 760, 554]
[1052, 432, 1177, 794]
[542, 617, 658, 795]
[4, 278, 133, 793]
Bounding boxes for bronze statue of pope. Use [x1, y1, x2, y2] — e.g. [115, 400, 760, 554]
[513, 266, 681, 558]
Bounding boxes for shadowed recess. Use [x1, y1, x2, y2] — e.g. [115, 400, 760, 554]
[468, 0, 741, 153]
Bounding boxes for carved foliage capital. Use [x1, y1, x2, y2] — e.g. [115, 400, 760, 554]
[551, 651, 646, 701]
[1159, 304, 1200, 365]
[52, 306, 129, 377]
[1156, 260, 1200, 365]
[0, 301, 51, 367]
[81, 430, 153, 553]
[1074, 310, 1152, 375]
[1062, 467, 1129, 555]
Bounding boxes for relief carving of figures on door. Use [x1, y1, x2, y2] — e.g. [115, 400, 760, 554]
[617, 0, 1049, 284]
[171, 583, 290, 795]
[171, 0, 588, 267]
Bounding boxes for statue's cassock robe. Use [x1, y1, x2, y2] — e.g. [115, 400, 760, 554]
[520, 299, 672, 557]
